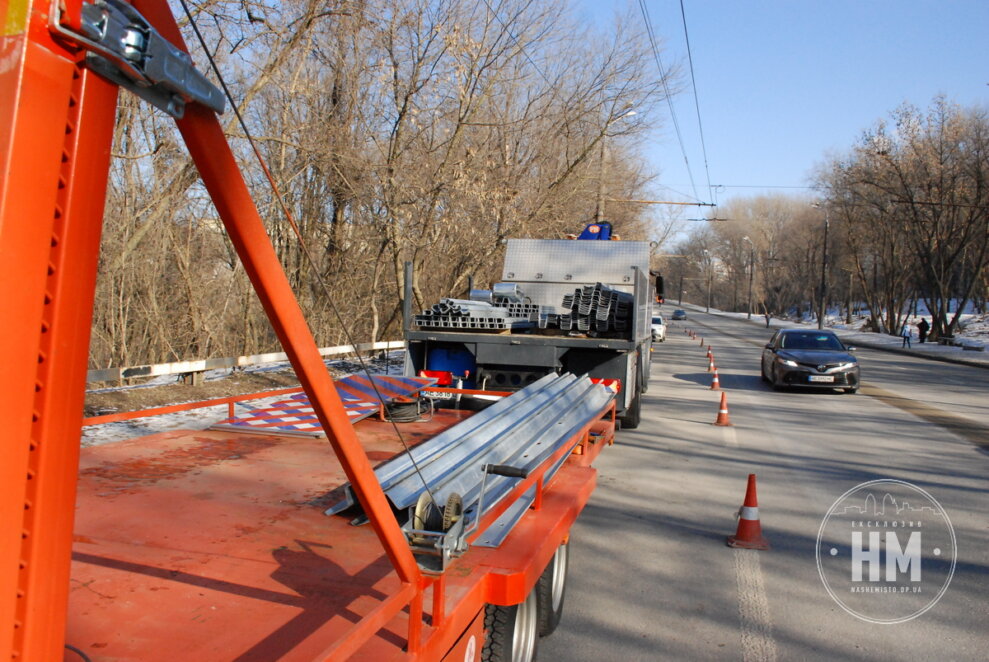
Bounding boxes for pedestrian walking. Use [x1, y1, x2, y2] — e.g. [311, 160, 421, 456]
[900, 323, 912, 348]
[917, 318, 930, 344]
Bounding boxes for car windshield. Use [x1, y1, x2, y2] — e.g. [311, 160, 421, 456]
[652, 317, 663, 324]
[780, 332, 844, 351]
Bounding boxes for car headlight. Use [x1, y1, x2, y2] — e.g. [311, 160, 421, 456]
[836, 362, 857, 371]
[777, 358, 798, 367]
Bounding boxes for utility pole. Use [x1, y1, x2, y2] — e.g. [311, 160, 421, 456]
[594, 108, 636, 224]
[812, 203, 830, 330]
[703, 249, 712, 313]
[594, 137, 607, 224]
[743, 236, 755, 320]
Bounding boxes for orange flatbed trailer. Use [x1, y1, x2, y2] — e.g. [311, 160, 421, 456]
[67, 408, 613, 660]
[0, 0, 617, 658]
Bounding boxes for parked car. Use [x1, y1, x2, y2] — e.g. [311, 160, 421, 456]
[671, 309, 687, 320]
[760, 329, 859, 393]
[651, 314, 666, 342]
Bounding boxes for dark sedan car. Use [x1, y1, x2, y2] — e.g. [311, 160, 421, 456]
[760, 329, 860, 393]
[671, 309, 687, 320]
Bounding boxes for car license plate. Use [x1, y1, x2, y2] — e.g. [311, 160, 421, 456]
[808, 375, 834, 383]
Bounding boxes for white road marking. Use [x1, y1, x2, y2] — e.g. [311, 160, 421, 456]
[733, 548, 778, 662]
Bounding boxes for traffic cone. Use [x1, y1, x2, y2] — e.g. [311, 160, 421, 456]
[699, 336, 704, 347]
[713, 391, 732, 426]
[707, 356, 715, 372]
[727, 474, 770, 550]
[710, 369, 721, 390]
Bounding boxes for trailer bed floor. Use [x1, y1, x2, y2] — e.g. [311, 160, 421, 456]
[68, 413, 471, 661]
[66, 408, 602, 661]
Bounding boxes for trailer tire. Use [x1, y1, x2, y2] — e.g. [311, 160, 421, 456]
[482, 591, 538, 662]
[620, 386, 642, 430]
[536, 539, 569, 637]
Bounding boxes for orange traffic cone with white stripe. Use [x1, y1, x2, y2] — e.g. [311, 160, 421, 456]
[699, 336, 704, 346]
[710, 369, 721, 390]
[707, 355, 715, 372]
[713, 391, 731, 426]
[727, 474, 770, 550]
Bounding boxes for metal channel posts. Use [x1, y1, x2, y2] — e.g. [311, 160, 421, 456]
[326, 373, 614, 558]
[414, 281, 633, 335]
[414, 289, 541, 331]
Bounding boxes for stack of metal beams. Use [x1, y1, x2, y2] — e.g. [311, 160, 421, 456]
[415, 281, 632, 335]
[414, 283, 553, 331]
[414, 296, 535, 331]
[557, 282, 633, 333]
[325, 373, 615, 551]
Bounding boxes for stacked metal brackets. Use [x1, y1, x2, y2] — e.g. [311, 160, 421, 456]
[415, 281, 631, 336]
[557, 282, 634, 333]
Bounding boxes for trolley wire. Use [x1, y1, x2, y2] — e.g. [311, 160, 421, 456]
[637, 0, 701, 203]
[678, 0, 714, 204]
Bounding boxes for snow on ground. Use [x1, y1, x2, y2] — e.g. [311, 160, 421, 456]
[81, 351, 405, 447]
[705, 306, 989, 360]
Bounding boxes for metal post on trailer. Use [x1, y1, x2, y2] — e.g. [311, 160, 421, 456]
[1, 3, 121, 657]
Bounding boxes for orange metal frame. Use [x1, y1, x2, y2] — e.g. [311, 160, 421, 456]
[81, 386, 305, 427]
[1, 1, 616, 659]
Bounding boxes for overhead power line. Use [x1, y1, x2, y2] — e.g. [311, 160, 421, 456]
[678, 0, 714, 204]
[637, 0, 701, 203]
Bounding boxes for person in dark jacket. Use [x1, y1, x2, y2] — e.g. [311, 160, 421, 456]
[917, 318, 930, 343]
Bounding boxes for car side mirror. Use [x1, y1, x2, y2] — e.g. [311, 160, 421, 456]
[846, 346, 856, 352]
[764, 343, 774, 350]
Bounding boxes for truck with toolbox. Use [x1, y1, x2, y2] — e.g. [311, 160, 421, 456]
[403, 224, 653, 429]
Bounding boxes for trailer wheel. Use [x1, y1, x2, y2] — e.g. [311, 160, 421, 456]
[482, 590, 538, 662]
[620, 386, 642, 430]
[536, 539, 569, 637]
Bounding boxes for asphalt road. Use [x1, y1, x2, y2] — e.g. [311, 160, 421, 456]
[540, 307, 989, 662]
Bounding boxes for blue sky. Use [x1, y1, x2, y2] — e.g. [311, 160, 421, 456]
[575, 1, 989, 210]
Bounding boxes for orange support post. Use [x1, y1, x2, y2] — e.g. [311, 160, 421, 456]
[136, 0, 423, 589]
[1, 1, 120, 658]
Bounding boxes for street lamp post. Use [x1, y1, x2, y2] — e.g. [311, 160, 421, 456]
[743, 236, 755, 320]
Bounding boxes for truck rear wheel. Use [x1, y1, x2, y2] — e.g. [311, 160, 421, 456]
[482, 591, 538, 662]
[536, 539, 569, 637]
[620, 386, 641, 429]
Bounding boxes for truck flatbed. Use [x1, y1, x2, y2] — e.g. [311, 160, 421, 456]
[405, 328, 639, 350]
[67, 405, 613, 660]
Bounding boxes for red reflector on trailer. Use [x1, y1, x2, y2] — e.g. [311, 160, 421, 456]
[419, 370, 453, 386]
[590, 378, 621, 393]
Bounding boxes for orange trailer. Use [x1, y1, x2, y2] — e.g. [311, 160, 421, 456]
[0, 1, 617, 660]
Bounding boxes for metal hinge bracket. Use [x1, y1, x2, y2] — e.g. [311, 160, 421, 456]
[50, 0, 225, 119]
